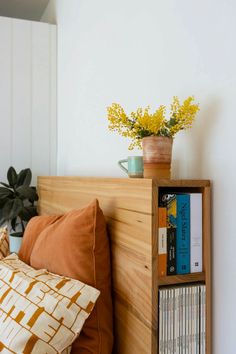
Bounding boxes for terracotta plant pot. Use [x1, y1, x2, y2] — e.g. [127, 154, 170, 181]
[142, 136, 173, 179]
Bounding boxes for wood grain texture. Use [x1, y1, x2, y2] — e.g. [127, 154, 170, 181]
[38, 176, 156, 354]
[158, 272, 205, 286]
[203, 185, 211, 354]
[154, 179, 210, 187]
[38, 177, 211, 354]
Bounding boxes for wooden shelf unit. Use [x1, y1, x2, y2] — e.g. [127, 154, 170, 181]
[38, 177, 211, 354]
[154, 179, 211, 354]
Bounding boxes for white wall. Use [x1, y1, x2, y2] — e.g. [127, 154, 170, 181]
[0, 16, 57, 183]
[42, 1, 236, 353]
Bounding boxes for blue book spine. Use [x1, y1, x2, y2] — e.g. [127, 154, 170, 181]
[176, 194, 190, 274]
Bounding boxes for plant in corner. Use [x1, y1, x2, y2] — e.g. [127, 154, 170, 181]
[107, 96, 200, 178]
[0, 166, 38, 252]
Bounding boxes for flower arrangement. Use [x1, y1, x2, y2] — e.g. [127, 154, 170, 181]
[107, 96, 200, 149]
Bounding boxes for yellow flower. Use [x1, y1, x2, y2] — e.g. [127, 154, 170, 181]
[106, 97, 200, 149]
[169, 96, 200, 136]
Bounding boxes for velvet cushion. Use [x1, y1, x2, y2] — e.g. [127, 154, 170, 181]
[19, 215, 61, 264]
[18, 199, 113, 354]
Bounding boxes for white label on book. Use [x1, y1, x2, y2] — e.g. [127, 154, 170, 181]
[190, 194, 203, 273]
[158, 227, 167, 255]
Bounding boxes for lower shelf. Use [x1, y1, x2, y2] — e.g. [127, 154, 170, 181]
[158, 272, 205, 286]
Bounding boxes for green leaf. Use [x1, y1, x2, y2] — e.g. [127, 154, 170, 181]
[16, 169, 32, 187]
[11, 217, 17, 231]
[0, 182, 11, 188]
[7, 166, 17, 187]
[2, 198, 23, 220]
[19, 206, 38, 222]
[29, 186, 39, 203]
[16, 186, 38, 201]
[167, 117, 177, 128]
[0, 187, 13, 200]
[10, 231, 23, 238]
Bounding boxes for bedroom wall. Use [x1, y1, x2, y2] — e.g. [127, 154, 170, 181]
[0, 16, 57, 183]
[42, 1, 236, 353]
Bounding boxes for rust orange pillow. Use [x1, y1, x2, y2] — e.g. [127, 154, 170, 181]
[19, 215, 61, 264]
[19, 199, 113, 354]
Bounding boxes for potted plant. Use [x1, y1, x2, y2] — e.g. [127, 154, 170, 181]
[107, 96, 200, 178]
[0, 166, 38, 253]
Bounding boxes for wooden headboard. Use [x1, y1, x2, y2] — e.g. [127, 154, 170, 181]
[38, 176, 157, 354]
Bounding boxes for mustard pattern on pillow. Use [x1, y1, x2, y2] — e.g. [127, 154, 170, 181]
[0, 226, 9, 260]
[0, 254, 100, 353]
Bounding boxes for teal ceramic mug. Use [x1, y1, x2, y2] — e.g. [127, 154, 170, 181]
[118, 156, 144, 178]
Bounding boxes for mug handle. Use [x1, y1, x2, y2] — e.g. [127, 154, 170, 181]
[118, 159, 128, 174]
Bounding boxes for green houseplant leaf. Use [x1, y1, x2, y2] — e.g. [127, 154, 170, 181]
[2, 198, 23, 220]
[19, 206, 38, 222]
[0, 187, 14, 200]
[0, 166, 38, 237]
[10, 231, 24, 237]
[7, 166, 18, 187]
[0, 182, 11, 188]
[16, 186, 38, 201]
[16, 168, 32, 187]
[11, 217, 17, 231]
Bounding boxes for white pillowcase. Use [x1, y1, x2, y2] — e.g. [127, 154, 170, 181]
[0, 254, 100, 353]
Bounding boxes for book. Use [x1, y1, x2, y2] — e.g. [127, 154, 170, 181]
[174, 287, 179, 353]
[167, 228, 176, 275]
[164, 289, 168, 353]
[179, 287, 183, 353]
[196, 286, 200, 354]
[159, 285, 206, 354]
[190, 193, 203, 273]
[169, 289, 174, 353]
[190, 286, 195, 354]
[186, 286, 190, 353]
[200, 285, 206, 354]
[158, 207, 167, 277]
[176, 194, 190, 274]
[167, 289, 171, 353]
[159, 192, 190, 275]
[159, 289, 163, 354]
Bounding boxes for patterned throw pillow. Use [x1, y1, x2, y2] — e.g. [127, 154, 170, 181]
[0, 226, 9, 260]
[0, 254, 100, 353]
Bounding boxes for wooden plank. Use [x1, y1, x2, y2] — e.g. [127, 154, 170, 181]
[159, 272, 205, 286]
[0, 17, 12, 179]
[49, 25, 57, 175]
[113, 299, 152, 354]
[0, 17, 56, 182]
[151, 180, 158, 352]
[12, 19, 31, 170]
[38, 176, 155, 354]
[31, 22, 54, 178]
[154, 179, 210, 187]
[203, 185, 211, 354]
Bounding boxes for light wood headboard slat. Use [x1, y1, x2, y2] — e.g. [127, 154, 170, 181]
[38, 176, 156, 354]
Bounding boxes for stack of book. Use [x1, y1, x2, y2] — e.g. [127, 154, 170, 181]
[158, 191, 202, 276]
[159, 284, 206, 354]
